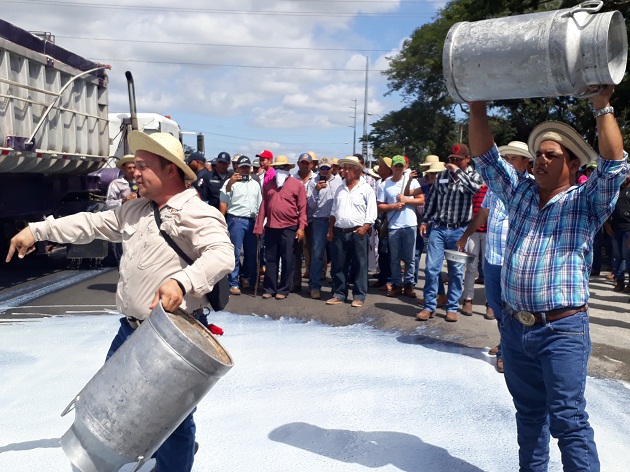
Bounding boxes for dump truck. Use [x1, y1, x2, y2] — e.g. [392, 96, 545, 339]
[0, 19, 184, 263]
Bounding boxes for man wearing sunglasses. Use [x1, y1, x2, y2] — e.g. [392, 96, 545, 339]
[417, 143, 483, 323]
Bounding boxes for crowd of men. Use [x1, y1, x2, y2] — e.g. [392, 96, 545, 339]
[85, 85, 627, 472]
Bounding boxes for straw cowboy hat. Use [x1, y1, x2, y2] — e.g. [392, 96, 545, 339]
[364, 167, 381, 180]
[424, 161, 447, 173]
[270, 154, 295, 169]
[419, 154, 440, 168]
[378, 157, 392, 169]
[528, 121, 598, 167]
[128, 131, 197, 181]
[116, 154, 135, 169]
[339, 155, 363, 169]
[498, 141, 532, 159]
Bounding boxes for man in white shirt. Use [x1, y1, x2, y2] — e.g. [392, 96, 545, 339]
[105, 154, 138, 209]
[377, 155, 424, 298]
[220, 155, 262, 295]
[326, 156, 377, 307]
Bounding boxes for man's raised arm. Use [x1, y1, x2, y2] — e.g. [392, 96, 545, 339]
[590, 85, 624, 161]
[468, 101, 494, 157]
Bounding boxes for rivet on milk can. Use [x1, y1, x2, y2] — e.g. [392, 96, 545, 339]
[60, 303, 234, 472]
[442, 1, 628, 103]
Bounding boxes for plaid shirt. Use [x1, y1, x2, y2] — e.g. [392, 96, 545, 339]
[472, 185, 488, 232]
[422, 166, 483, 226]
[476, 145, 628, 312]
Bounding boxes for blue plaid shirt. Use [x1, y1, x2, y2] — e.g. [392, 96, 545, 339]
[476, 145, 628, 312]
[482, 189, 508, 266]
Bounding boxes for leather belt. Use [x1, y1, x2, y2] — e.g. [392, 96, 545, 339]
[505, 304, 587, 327]
[438, 221, 469, 229]
[126, 316, 144, 329]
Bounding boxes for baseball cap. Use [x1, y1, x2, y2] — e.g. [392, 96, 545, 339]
[392, 155, 406, 167]
[252, 159, 261, 168]
[185, 151, 206, 165]
[236, 155, 252, 167]
[319, 157, 333, 168]
[298, 152, 312, 163]
[216, 151, 231, 163]
[448, 143, 471, 159]
[256, 149, 273, 160]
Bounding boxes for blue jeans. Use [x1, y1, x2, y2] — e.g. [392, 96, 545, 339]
[484, 260, 503, 358]
[106, 318, 197, 472]
[331, 228, 368, 301]
[309, 218, 330, 290]
[388, 226, 416, 287]
[610, 230, 630, 282]
[414, 227, 424, 285]
[499, 310, 599, 471]
[422, 225, 465, 312]
[226, 215, 257, 288]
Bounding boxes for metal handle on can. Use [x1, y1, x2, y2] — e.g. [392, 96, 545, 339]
[562, 1, 603, 17]
[61, 395, 80, 417]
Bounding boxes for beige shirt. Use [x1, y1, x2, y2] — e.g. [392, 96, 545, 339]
[30, 188, 234, 320]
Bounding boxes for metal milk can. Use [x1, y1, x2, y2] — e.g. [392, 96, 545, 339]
[443, 1, 627, 103]
[60, 303, 234, 472]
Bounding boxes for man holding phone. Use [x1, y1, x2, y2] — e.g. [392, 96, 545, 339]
[219, 155, 262, 295]
[307, 157, 342, 298]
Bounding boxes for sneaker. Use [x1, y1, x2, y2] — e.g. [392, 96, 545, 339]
[326, 297, 344, 305]
[496, 357, 504, 374]
[461, 299, 473, 316]
[484, 304, 495, 320]
[310, 288, 321, 299]
[445, 311, 458, 322]
[351, 299, 364, 307]
[229, 287, 241, 296]
[416, 309, 434, 321]
[386, 285, 403, 297]
[403, 283, 417, 298]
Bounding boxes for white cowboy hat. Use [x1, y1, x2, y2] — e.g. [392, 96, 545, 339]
[270, 155, 295, 169]
[116, 154, 135, 169]
[128, 131, 197, 181]
[424, 161, 447, 173]
[498, 141, 533, 159]
[528, 121, 598, 167]
[338, 155, 363, 169]
[419, 154, 440, 168]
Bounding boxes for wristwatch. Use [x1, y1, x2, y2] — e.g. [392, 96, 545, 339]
[593, 106, 614, 118]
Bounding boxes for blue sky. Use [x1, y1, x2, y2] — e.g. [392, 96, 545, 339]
[1, 0, 443, 161]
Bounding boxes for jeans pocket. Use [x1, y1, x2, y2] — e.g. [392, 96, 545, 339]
[546, 312, 587, 336]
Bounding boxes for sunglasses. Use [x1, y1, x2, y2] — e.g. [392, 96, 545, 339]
[276, 165, 288, 170]
[448, 156, 466, 162]
[320, 166, 331, 170]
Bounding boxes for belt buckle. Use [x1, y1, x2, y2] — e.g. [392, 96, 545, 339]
[515, 310, 536, 327]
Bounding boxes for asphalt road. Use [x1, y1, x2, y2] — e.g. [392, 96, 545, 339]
[1, 258, 629, 383]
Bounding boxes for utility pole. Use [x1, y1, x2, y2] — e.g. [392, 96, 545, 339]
[361, 56, 369, 163]
[349, 99, 357, 155]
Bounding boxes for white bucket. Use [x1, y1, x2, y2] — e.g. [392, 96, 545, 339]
[443, 1, 628, 102]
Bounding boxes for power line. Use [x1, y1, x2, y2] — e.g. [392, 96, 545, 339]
[1, 0, 436, 16]
[57, 35, 392, 53]
[95, 58, 389, 72]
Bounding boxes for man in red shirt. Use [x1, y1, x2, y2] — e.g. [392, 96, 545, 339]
[254, 155, 307, 299]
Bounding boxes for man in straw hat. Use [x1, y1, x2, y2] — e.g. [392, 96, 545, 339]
[326, 155, 377, 307]
[455, 141, 533, 373]
[106, 154, 138, 209]
[6, 131, 235, 472]
[417, 143, 483, 323]
[254, 155, 307, 300]
[468, 85, 628, 470]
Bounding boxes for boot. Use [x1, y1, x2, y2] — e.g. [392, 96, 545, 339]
[613, 280, 625, 292]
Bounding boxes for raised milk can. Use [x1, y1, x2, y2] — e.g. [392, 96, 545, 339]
[60, 303, 234, 472]
[443, 1, 628, 102]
